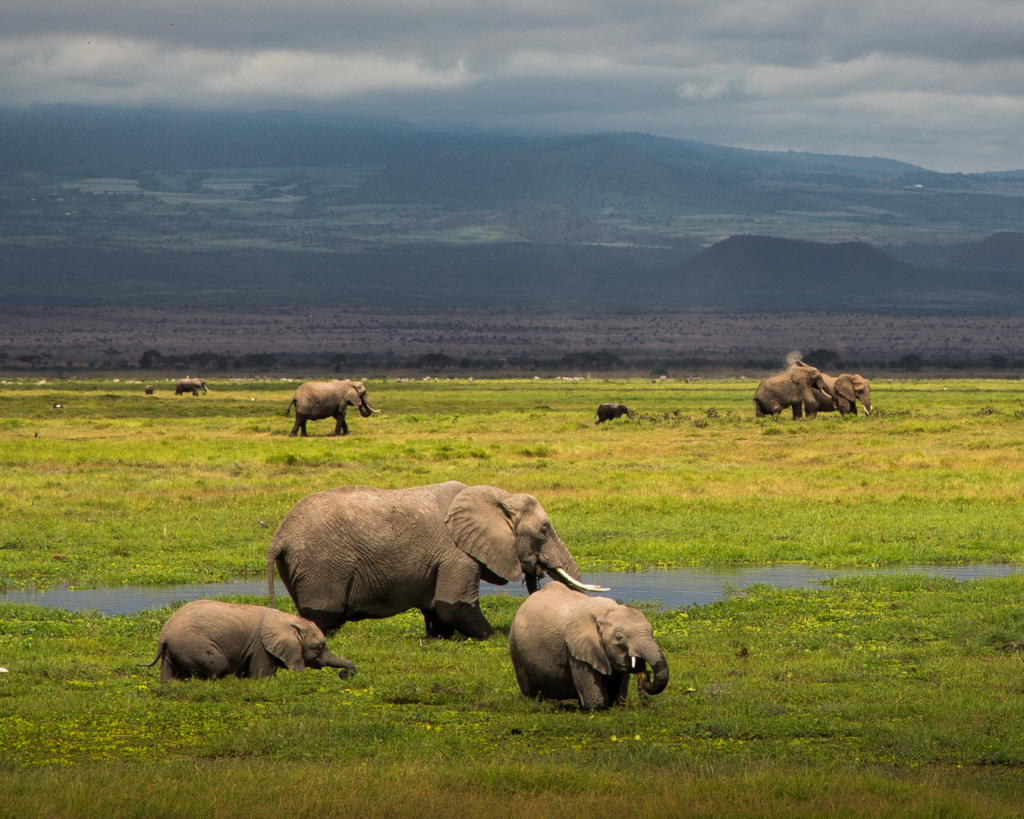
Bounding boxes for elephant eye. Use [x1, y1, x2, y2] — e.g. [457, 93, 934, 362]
[615, 634, 624, 642]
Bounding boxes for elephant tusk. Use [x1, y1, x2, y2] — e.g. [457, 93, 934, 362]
[631, 655, 636, 670]
[370, 407, 382, 414]
[551, 567, 610, 593]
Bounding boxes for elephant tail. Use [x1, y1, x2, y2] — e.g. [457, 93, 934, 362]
[139, 639, 166, 668]
[284, 398, 296, 417]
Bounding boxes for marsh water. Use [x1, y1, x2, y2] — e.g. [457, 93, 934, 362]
[3, 565, 1020, 616]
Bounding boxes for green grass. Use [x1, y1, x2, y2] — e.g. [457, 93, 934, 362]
[2, 376, 1024, 816]
[2, 377, 1024, 587]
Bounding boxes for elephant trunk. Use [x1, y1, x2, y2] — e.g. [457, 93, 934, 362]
[634, 638, 669, 696]
[317, 647, 357, 678]
[358, 401, 374, 418]
[538, 536, 610, 593]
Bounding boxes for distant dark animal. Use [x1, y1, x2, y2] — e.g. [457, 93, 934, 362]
[143, 599, 355, 682]
[175, 378, 208, 396]
[596, 403, 630, 424]
[144, 385, 154, 395]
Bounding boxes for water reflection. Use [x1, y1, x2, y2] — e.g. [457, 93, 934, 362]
[2, 565, 1020, 617]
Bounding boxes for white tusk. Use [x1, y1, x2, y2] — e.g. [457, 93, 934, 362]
[631, 656, 636, 670]
[0, 667, 7, 673]
[552, 567, 610, 593]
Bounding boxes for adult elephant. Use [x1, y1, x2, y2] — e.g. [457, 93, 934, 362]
[753, 362, 834, 419]
[144, 599, 356, 681]
[509, 582, 669, 710]
[175, 378, 208, 396]
[267, 481, 607, 639]
[285, 380, 377, 437]
[807, 373, 872, 416]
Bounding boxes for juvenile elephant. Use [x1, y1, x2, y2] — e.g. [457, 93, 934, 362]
[807, 373, 872, 416]
[509, 582, 670, 710]
[144, 385, 154, 395]
[595, 403, 630, 424]
[267, 481, 607, 640]
[144, 599, 356, 682]
[286, 380, 377, 437]
[753, 362, 834, 419]
[175, 378, 208, 396]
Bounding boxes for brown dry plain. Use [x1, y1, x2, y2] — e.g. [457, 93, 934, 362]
[2, 306, 1024, 367]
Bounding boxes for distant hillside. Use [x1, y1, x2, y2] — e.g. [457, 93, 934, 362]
[351, 136, 742, 212]
[671, 235, 1024, 313]
[945, 232, 1024, 271]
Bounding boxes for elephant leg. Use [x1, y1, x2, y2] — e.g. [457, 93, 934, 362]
[422, 608, 457, 639]
[160, 655, 182, 682]
[247, 649, 280, 678]
[512, 658, 537, 698]
[288, 418, 302, 437]
[569, 655, 612, 710]
[434, 600, 495, 640]
[333, 412, 349, 436]
[610, 671, 630, 705]
[791, 402, 803, 420]
[300, 417, 309, 437]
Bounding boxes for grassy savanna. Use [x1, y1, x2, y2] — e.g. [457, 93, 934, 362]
[3, 376, 1024, 817]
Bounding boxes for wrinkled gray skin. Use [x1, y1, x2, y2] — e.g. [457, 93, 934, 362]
[753, 362, 834, 419]
[175, 378, 208, 396]
[807, 373, 872, 416]
[143, 600, 356, 682]
[286, 380, 376, 437]
[509, 582, 670, 710]
[267, 481, 602, 640]
[596, 403, 630, 424]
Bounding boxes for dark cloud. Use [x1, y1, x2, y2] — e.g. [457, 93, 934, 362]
[2, 0, 1023, 170]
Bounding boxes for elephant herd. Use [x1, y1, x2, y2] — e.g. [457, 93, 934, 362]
[753, 362, 871, 420]
[148, 480, 670, 711]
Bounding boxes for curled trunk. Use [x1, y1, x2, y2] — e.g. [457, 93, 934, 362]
[635, 638, 669, 696]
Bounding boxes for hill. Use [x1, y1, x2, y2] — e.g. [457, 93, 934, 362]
[672, 236, 1024, 313]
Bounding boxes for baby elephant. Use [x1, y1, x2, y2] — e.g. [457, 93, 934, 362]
[145, 600, 356, 682]
[509, 582, 669, 709]
[595, 403, 630, 424]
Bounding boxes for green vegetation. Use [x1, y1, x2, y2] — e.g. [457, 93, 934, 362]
[2, 377, 1024, 816]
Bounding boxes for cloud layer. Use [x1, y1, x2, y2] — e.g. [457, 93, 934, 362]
[3, 0, 1024, 171]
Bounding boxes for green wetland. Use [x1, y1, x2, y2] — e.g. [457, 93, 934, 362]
[3, 376, 1024, 817]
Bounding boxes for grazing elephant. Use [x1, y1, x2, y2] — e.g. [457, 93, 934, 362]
[144, 384, 154, 395]
[267, 481, 607, 640]
[807, 373, 872, 416]
[285, 380, 378, 437]
[753, 361, 834, 419]
[509, 582, 670, 710]
[595, 403, 630, 424]
[175, 378, 208, 396]
[143, 599, 356, 682]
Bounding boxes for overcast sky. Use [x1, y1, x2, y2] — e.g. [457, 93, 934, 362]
[3, 0, 1024, 172]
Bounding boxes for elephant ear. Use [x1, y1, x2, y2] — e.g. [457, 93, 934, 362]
[835, 375, 857, 402]
[260, 615, 305, 672]
[565, 611, 611, 675]
[445, 485, 522, 583]
[338, 383, 360, 406]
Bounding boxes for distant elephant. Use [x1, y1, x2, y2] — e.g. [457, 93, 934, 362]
[509, 582, 670, 710]
[595, 403, 630, 424]
[807, 373, 872, 416]
[143, 599, 356, 682]
[175, 378, 208, 396]
[144, 385, 154, 395]
[753, 362, 834, 419]
[267, 481, 607, 640]
[285, 380, 378, 437]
